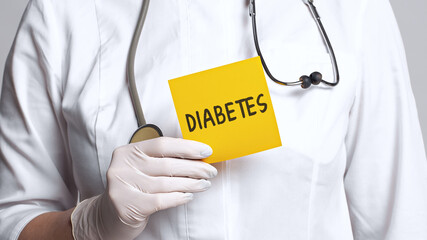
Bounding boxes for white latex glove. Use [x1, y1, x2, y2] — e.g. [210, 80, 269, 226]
[71, 137, 217, 240]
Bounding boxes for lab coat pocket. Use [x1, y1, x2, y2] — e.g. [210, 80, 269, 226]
[258, 44, 329, 156]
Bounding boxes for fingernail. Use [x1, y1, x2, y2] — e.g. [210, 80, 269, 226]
[201, 180, 211, 189]
[184, 193, 194, 200]
[209, 167, 218, 178]
[200, 146, 213, 158]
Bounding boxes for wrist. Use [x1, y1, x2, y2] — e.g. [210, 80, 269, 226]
[71, 193, 147, 240]
[71, 195, 102, 240]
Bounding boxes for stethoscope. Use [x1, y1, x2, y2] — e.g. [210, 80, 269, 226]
[128, 0, 340, 143]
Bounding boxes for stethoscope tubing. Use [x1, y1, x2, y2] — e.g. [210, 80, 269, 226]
[307, 2, 340, 86]
[127, 0, 150, 127]
[249, 0, 340, 87]
[127, 0, 340, 128]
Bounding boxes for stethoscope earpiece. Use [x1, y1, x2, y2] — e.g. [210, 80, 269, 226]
[299, 72, 323, 89]
[300, 75, 312, 89]
[310, 72, 322, 85]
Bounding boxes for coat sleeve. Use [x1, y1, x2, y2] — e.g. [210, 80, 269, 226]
[0, 0, 77, 239]
[344, 0, 427, 239]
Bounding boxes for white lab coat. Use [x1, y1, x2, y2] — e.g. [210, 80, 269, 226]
[1, 0, 426, 239]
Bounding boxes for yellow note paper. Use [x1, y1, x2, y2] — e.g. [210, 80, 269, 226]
[169, 57, 282, 163]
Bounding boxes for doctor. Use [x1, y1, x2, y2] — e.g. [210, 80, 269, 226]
[1, 0, 427, 239]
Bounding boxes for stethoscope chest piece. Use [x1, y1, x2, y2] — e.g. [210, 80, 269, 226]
[129, 124, 163, 143]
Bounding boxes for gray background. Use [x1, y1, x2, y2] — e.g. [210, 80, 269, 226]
[1, 0, 426, 152]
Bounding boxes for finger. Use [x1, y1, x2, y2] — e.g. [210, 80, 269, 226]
[131, 156, 218, 179]
[151, 177, 211, 193]
[109, 167, 213, 194]
[112, 191, 194, 218]
[132, 137, 213, 159]
[145, 192, 194, 214]
[135, 176, 212, 194]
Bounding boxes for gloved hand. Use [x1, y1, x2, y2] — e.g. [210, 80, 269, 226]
[71, 137, 217, 240]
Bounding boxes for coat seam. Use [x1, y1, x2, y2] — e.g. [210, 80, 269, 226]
[184, 1, 191, 239]
[307, 163, 319, 240]
[92, 0, 104, 188]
